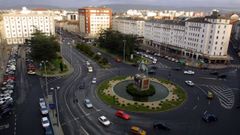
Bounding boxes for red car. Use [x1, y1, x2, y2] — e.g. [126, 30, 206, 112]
[115, 110, 130, 120]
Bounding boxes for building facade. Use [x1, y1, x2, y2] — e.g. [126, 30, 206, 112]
[143, 17, 232, 63]
[2, 7, 55, 45]
[112, 17, 145, 37]
[78, 7, 112, 39]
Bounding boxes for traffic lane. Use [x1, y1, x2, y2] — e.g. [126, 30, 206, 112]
[16, 75, 44, 135]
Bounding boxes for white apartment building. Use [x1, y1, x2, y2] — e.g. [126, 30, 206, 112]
[2, 7, 55, 45]
[144, 16, 232, 63]
[78, 7, 112, 39]
[112, 17, 145, 37]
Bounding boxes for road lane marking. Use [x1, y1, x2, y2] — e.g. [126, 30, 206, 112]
[80, 126, 89, 135]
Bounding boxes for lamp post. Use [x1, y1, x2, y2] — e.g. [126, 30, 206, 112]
[123, 40, 126, 62]
[41, 60, 48, 97]
[50, 86, 60, 127]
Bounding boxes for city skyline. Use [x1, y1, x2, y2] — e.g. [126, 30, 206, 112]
[0, 0, 240, 8]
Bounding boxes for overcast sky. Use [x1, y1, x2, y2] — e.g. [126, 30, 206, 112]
[0, 0, 239, 8]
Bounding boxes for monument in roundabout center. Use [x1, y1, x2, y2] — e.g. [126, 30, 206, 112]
[126, 61, 156, 97]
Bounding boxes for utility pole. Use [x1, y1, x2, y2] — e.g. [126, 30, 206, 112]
[123, 40, 126, 62]
[42, 60, 48, 98]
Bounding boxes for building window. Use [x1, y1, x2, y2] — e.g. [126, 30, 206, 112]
[216, 36, 218, 39]
[219, 52, 222, 55]
[217, 31, 219, 34]
[215, 42, 218, 44]
[210, 35, 212, 39]
[220, 47, 223, 50]
[215, 47, 217, 50]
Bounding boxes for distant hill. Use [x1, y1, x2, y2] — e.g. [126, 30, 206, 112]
[103, 4, 240, 13]
[0, 3, 239, 14]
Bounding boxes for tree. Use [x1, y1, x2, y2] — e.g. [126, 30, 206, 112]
[29, 30, 60, 62]
[98, 29, 138, 60]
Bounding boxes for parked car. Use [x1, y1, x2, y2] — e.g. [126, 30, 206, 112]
[185, 80, 195, 86]
[84, 99, 93, 108]
[130, 126, 146, 135]
[45, 126, 53, 135]
[39, 98, 46, 108]
[40, 105, 49, 115]
[184, 70, 195, 75]
[202, 111, 217, 123]
[153, 121, 170, 130]
[41, 117, 50, 127]
[115, 110, 130, 120]
[98, 116, 111, 126]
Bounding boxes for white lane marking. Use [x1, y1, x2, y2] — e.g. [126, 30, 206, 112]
[195, 85, 207, 95]
[80, 126, 89, 135]
[193, 105, 197, 110]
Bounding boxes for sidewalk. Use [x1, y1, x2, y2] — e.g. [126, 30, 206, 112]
[47, 95, 64, 135]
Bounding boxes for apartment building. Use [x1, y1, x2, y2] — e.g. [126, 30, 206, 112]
[112, 17, 145, 37]
[144, 16, 232, 63]
[2, 7, 55, 45]
[78, 7, 112, 39]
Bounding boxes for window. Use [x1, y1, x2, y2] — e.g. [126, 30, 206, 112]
[209, 41, 211, 44]
[215, 42, 218, 45]
[217, 31, 219, 34]
[215, 47, 217, 50]
[216, 36, 218, 39]
[220, 47, 223, 50]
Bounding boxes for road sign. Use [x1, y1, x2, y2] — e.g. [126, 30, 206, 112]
[49, 104, 56, 109]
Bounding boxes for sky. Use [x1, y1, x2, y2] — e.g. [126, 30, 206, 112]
[0, 0, 239, 8]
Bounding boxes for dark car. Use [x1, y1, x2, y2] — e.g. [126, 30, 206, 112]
[210, 71, 219, 75]
[153, 121, 170, 130]
[218, 74, 227, 79]
[148, 69, 156, 75]
[172, 67, 181, 71]
[149, 66, 158, 70]
[0, 108, 13, 119]
[202, 111, 217, 123]
[45, 126, 53, 135]
[79, 82, 85, 89]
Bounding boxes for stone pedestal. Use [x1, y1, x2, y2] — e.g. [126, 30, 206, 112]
[134, 74, 150, 91]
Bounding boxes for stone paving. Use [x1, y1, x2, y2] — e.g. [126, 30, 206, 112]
[103, 76, 179, 109]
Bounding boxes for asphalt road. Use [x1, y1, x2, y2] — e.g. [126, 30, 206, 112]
[50, 35, 240, 135]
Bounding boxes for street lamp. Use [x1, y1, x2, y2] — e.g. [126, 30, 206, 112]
[41, 60, 48, 97]
[50, 86, 60, 127]
[123, 40, 126, 62]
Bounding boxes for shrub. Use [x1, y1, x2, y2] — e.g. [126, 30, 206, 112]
[126, 83, 156, 97]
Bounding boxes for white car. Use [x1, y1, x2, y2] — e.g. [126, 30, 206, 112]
[86, 61, 90, 66]
[152, 60, 157, 64]
[184, 70, 195, 75]
[98, 116, 111, 126]
[92, 78, 97, 84]
[41, 117, 50, 127]
[88, 66, 93, 73]
[185, 80, 195, 86]
[39, 98, 46, 108]
[84, 99, 93, 108]
[40, 105, 49, 115]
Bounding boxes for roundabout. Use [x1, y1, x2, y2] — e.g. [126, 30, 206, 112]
[97, 76, 187, 112]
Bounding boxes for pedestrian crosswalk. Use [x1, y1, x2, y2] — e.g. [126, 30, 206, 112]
[200, 84, 234, 109]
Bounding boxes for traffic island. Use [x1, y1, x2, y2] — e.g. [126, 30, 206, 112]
[97, 76, 187, 112]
